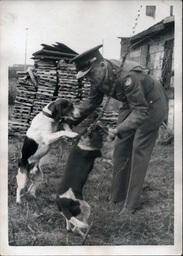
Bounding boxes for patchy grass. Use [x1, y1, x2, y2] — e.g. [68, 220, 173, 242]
[8, 135, 174, 246]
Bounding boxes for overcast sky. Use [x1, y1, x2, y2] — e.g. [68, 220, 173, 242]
[0, 0, 177, 65]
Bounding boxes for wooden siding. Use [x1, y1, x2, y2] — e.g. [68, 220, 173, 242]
[125, 30, 174, 131]
[127, 30, 174, 85]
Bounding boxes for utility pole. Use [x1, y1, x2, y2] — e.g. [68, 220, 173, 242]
[102, 39, 104, 55]
[24, 27, 29, 70]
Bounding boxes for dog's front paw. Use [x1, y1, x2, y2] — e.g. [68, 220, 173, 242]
[62, 123, 72, 132]
[65, 131, 78, 138]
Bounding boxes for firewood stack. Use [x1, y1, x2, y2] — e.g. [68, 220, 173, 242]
[9, 42, 119, 136]
[80, 78, 91, 99]
[9, 42, 79, 135]
[31, 62, 57, 119]
[9, 70, 37, 134]
[101, 110, 119, 126]
[57, 62, 78, 100]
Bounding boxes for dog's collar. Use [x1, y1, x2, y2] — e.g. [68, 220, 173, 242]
[77, 142, 100, 151]
[42, 110, 53, 119]
[42, 110, 65, 123]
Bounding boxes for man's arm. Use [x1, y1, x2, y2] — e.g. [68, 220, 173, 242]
[72, 84, 104, 125]
[116, 73, 149, 135]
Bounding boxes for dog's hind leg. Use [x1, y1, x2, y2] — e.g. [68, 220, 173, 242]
[69, 216, 88, 229]
[28, 164, 43, 198]
[60, 212, 71, 231]
[16, 168, 27, 204]
[71, 226, 85, 238]
[79, 200, 91, 224]
[66, 218, 71, 231]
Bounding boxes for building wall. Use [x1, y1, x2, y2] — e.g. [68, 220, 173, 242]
[128, 30, 174, 80]
[134, 2, 174, 35]
[122, 29, 174, 130]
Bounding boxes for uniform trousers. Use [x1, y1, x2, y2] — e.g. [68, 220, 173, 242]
[111, 109, 160, 209]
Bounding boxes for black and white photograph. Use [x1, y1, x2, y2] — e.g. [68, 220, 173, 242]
[0, 0, 182, 255]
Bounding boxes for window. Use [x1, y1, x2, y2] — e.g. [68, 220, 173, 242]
[146, 6, 156, 18]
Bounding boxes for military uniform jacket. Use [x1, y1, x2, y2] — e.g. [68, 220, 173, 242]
[78, 59, 168, 133]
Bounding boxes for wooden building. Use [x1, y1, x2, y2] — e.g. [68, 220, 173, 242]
[119, 16, 174, 130]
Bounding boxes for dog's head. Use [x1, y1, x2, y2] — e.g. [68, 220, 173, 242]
[80, 121, 108, 149]
[48, 98, 75, 122]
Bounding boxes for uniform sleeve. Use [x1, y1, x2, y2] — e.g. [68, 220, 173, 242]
[117, 73, 149, 134]
[77, 84, 104, 119]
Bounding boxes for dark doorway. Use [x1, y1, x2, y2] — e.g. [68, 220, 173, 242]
[161, 39, 174, 89]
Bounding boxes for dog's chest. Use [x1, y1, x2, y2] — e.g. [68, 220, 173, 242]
[27, 113, 58, 138]
[29, 113, 52, 129]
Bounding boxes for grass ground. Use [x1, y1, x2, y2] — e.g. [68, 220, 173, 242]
[8, 135, 174, 246]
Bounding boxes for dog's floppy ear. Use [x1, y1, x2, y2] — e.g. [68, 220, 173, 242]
[48, 100, 62, 121]
[51, 104, 60, 121]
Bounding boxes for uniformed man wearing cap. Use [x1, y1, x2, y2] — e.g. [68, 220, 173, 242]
[70, 44, 168, 213]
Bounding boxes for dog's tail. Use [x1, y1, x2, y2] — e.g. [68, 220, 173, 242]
[70, 216, 88, 229]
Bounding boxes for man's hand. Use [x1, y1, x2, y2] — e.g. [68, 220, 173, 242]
[108, 128, 118, 141]
[73, 107, 81, 118]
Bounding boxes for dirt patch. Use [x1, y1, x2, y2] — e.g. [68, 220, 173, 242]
[8, 135, 174, 245]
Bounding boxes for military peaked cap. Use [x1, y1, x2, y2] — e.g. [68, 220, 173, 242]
[71, 44, 103, 79]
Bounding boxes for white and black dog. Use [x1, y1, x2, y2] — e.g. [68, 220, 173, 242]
[56, 123, 107, 238]
[16, 98, 79, 204]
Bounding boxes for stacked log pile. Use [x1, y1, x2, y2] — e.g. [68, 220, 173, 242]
[30, 43, 78, 119]
[101, 109, 119, 126]
[9, 42, 119, 135]
[31, 61, 57, 118]
[80, 79, 91, 99]
[9, 70, 36, 134]
[57, 63, 78, 100]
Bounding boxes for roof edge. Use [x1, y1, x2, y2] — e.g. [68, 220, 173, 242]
[118, 16, 174, 43]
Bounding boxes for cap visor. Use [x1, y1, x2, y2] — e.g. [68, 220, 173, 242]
[76, 67, 92, 79]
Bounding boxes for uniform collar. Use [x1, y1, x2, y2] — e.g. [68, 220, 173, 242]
[98, 59, 120, 94]
[104, 59, 119, 83]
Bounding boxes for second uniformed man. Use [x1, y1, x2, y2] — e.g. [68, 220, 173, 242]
[70, 44, 168, 213]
